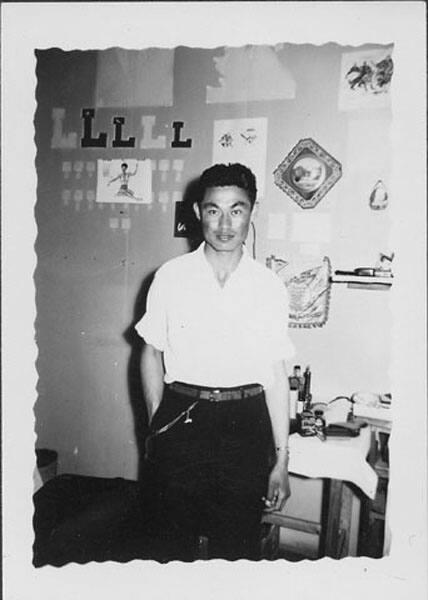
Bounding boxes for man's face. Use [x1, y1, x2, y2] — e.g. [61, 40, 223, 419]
[194, 185, 254, 254]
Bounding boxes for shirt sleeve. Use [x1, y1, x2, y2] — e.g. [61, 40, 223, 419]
[267, 276, 296, 362]
[134, 270, 167, 351]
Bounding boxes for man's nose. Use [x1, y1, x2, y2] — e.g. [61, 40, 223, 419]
[219, 212, 232, 229]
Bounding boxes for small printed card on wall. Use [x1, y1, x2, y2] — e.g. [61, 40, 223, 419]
[96, 158, 152, 204]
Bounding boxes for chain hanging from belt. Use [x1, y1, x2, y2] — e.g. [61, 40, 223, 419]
[144, 400, 199, 460]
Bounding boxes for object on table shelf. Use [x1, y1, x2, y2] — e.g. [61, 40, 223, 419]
[334, 267, 393, 279]
[375, 251, 394, 273]
[288, 365, 303, 418]
[333, 252, 394, 283]
[332, 265, 393, 290]
[352, 392, 392, 421]
[302, 366, 312, 408]
[298, 367, 318, 437]
[314, 411, 327, 441]
[325, 421, 365, 438]
[299, 406, 317, 437]
[324, 396, 353, 425]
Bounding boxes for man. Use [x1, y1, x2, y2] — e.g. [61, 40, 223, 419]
[107, 161, 138, 198]
[135, 163, 294, 560]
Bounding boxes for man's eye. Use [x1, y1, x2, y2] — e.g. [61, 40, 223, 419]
[207, 209, 218, 216]
[231, 209, 242, 216]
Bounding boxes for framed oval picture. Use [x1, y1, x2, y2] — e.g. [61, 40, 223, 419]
[274, 138, 342, 208]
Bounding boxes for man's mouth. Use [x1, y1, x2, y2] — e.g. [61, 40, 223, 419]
[216, 234, 235, 242]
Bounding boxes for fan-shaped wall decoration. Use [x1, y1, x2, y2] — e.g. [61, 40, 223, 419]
[268, 255, 332, 328]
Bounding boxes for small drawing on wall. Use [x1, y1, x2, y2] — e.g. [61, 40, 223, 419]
[96, 158, 152, 204]
[274, 139, 342, 209]
[212, 118, 268, 197]
[338, 47, 394, 111]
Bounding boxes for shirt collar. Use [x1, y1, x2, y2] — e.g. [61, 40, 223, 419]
[194, 242, 252, 285]
[195, 241, 251, 265]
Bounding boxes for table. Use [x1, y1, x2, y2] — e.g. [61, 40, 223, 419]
[288, 426, 377, 499]
[262, 426, 380, 559]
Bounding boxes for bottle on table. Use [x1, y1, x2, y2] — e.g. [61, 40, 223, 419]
[289, 365, 302, 418]
[299, 366, 317, 436]
[288, 365, 300, 418]
[302, 365, 312, 409]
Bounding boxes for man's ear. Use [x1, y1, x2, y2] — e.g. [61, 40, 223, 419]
[193, 202, 201, 220]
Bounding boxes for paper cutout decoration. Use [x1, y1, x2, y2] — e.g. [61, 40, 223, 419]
[158, 159, 170, 183]
[207, 45, 296, 103]
[61, 189, 71, 206]
[74, 190, 83, 212]
[268, 255, 332, 328]
[369, 180, 388, 210]
[158, 191, 169, 213]
[86, 162, 96, 177]
[172, 159, 184, 182]
[213, 118, 268, 197]
[274, 139, 342, 209]
[86, 190, 95, 211]
[96, 159, 152, 204]
[121, 217, 131, 230]
[338, 47, 394, 111]
[62, 162, 72, 179]
[73, 161, 84, 179]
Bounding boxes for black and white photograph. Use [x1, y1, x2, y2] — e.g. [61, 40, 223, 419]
[2, 2, 426, 600]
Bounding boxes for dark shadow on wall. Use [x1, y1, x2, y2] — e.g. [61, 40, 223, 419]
[178, 176, 204, 251]
[123, 269, 156, 482]
[123, 176, 203, 481]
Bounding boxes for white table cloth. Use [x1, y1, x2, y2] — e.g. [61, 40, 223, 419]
[288, 426, 378, 499]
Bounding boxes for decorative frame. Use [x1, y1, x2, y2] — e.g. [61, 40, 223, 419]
[273, 138, 342, 209]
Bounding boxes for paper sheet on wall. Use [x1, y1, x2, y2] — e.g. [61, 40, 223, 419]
[346, 117, 391, 174]
[291, 213, 332, 244]
[338, 46, 393, 111]
[96, 158, 152, 204]
[212, 118, 268, 198]
[207, 45, 296, 103]
[95, 48, 174, 107]
[267, 213, 287, 240]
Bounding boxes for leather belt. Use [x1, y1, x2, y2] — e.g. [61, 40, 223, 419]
[169, 381, 264, 402]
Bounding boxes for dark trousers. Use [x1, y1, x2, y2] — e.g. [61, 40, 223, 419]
[143, 384, 273, 560]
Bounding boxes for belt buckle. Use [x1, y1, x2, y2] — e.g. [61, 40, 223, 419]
[209, 389, 221, 402]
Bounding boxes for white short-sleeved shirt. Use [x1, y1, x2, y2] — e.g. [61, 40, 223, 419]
[135, 243, 295, 389]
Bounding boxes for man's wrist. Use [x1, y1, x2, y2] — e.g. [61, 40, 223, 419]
[275, 444, 290, 466]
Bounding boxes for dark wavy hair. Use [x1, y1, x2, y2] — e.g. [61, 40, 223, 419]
[197, 163, 257, 207]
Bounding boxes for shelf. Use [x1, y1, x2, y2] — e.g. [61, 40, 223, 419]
[330, 275, 392, 290]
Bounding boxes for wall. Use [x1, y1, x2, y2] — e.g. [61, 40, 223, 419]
[34, 43, 392, 480]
